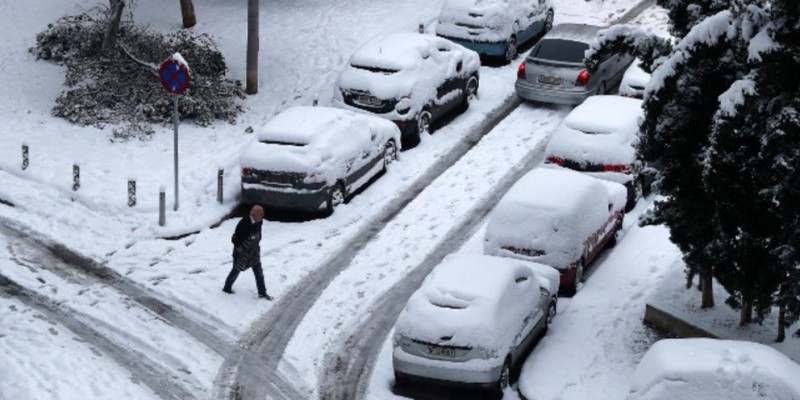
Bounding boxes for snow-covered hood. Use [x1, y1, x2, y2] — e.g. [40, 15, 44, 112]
[240, 141, 327, 174]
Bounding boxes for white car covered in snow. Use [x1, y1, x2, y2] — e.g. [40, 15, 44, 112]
[435, 0, 554, 63]
[628, 338, 800, 400]
[544, 95, 645, 211]
[484, 167, 626, 296]
[332, 32, 480, 149]
[239, 106, 401, 214]
[618, 58, 650, 99]
[393, 254, 559, 397]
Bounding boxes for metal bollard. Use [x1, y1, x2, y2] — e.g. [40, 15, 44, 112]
[73, 164, 80, 191]
[217, 168, 224, 204]
[159, 187, 166, 226]
[22, 144, 29, 170]
[312, 94, 319, 106]
[128, 179, 136, 207]
[418, 22, 425, 33]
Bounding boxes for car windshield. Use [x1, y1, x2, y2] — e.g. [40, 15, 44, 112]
[529, 39, 589, 64]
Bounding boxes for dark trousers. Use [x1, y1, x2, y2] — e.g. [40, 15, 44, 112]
[224, 252, 267, 296]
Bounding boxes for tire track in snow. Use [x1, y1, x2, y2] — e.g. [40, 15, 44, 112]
[0, 219, 237, 357]
[0, 273, 197, 400]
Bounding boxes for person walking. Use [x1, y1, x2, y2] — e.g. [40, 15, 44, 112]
[222, 205, 273, 300]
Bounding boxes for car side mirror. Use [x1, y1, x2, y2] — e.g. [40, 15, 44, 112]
[456, 61, 463, 73]
[608, 203, 613, 212]
[515, 276, 529, 283]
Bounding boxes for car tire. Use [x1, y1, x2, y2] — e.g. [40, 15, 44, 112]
[492, 357, 512, 399]
[415, 109, 432, 141]
[462, 74, 479, 109]
[625, 180, 642, 212]
[504, 36, 517, 64]
[543, 10, 554, 34]
[382, 140, 397, 172]
[326, 182, 346, 214]
[562, 260, 584, 297]
[607, 216, 623, 247]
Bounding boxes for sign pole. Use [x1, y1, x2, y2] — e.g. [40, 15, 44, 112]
[173, 95, 179, 211]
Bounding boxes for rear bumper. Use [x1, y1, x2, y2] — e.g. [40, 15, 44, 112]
[393, 347, 503, 388]
[515, 79, 593, 105]
[438, 35, 507, 57]
[241, 183, 329, 211]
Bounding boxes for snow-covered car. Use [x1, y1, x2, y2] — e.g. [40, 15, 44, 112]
[393, 254, 559, 396]
[484, 167, 626, 296]
[618, 58, 650, 98]
[515, 23, 634, 105]
[239, 106, 401, 214]
[628, 338, 800, 400]
[332, 32, 480, 149]
[544, 95, 645, 211]
[435, 0, 554, 63]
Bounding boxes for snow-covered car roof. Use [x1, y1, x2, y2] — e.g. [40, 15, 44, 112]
[542, 23, 603, 44]
[395, 254, 548, 349]
[484, 167, 624, 269]
[240, 106, 399, 175]
[629, 338, 800, 400]
[547, 95, 643, 165]
[349, 33, 450, 72]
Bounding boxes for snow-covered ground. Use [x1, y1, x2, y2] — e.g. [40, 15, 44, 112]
[3, 0, 797, 399]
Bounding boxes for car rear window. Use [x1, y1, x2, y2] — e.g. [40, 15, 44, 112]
[351, 64, 400, 75]
[529, 39, 589, 63]
[259, 139, 307, 146]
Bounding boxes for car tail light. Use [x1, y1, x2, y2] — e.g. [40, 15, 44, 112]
[546, 156, 565, 166]
[576, 70, 590, 86]
[517, 63, 526, 80]
[241, 167, 253, 177]
[603, 164, 632, 173]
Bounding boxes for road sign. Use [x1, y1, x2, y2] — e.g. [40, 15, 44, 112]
[159, 59, 191, 95]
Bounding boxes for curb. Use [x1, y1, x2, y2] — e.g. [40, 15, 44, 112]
[643, 303, 720, 339]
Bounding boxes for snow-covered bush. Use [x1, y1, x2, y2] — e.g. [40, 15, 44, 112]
[30, 8, 244, 136]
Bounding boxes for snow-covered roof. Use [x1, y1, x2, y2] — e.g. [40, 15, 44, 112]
[544, 23, 604, 44]
[348, 33, 442, 71]
[629, 338, 800, 400]
[547, 95, 643, 166]
[240, 106, 399, 176]
[395, 254, 543, 349]
[484, 168, 614, 269]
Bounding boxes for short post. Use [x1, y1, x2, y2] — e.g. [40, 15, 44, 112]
[217, 168, 224, 204]
[21, 144, 29, 171]
[72, 164, 80, 191]
[128, 179, 136, 207]
[159, 186, 166, 226]
[312, 94, 319, 106]
[418, 22, 425, 34]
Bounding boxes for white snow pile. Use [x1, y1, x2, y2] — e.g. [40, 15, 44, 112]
[484, 167, 625, 270]
[716, 78, 757, 118]
[333, 32, 479, 119]
[394, 254, 548, 351]
[239, 106, 400, 183]
[436, 0, 549, 42]
[546, 95, 643, 167]
[628, 338, 800, 400]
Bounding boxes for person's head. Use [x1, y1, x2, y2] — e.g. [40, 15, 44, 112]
[250, 205, 264, 223]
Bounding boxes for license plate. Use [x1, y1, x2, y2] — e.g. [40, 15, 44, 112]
[354, 94, 381, 107]
[428, 346, 456, 357]
[538, 75, 562, 85]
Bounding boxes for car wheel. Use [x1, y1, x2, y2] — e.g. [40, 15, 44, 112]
[416, 109, 432, 140]
[382, 140, 397, 171]
[544, 10, 554, 34]
[466, 75, 479, 101]
[563, 260, 584, 297]
[546, 299, 557, 325]
[504, 36, 517, 64]
[625, 180, 642, 212]
[493, 357, 512, 398]
[326, 182, 345, 214]
[607, 217, 623, 247]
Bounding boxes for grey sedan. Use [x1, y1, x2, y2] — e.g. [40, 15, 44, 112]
[514, 23, 634, 105]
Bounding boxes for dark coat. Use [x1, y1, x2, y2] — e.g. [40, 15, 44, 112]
[231, 216, 262, 269]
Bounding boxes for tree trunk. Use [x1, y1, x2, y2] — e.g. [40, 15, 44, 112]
[777, 303, 786, 343]
[686, 269, 695, 289]
[179, 0, 196, 28]
[103, 0, 126, 54]
[246, 0, 259, 95]
[739, 298, 753, 326]
[700, 268, 714, 308]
